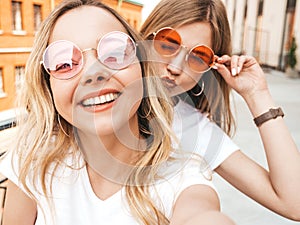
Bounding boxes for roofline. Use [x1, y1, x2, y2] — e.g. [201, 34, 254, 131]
[123, 0, 143, 6]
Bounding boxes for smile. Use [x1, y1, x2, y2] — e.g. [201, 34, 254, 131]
[81, 93, 120, 107]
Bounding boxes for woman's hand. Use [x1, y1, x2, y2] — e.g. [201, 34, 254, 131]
[213, 55, 270, 103]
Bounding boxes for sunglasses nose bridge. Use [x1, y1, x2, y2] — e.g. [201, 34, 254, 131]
[80, 51, 114, 86]
[166, 49, 187, 75]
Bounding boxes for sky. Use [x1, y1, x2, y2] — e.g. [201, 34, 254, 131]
[139, 0, 161, 22]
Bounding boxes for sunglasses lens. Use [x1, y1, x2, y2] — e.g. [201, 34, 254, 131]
[42, 40, 83, 79]
[97, 32, 136, 70]
[187, 45, 214, 73]
[153, 28, 181, 56]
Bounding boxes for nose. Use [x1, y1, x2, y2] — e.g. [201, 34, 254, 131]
[80, 50, 114, 86]
[166, 49, 186, 76]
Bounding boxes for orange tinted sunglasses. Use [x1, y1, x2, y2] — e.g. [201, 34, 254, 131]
[153, 27, 215, 73]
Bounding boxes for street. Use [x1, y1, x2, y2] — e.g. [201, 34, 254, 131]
[214, 69, 300, 225]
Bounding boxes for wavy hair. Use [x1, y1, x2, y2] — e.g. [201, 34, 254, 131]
[140, 0, 236, 135]
[13, 0, 175, 224]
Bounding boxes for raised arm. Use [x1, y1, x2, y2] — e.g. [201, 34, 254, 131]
[214, 55, 300, 220]
[3, 180, 37, 225]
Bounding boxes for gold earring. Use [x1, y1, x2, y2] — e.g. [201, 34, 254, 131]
[57, 114, 70, 137]
[191, 80, 205, 96]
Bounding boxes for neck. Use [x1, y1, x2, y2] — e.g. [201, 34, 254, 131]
[75, 127, 146, 184]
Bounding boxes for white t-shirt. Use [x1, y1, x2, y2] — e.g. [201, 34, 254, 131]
[172, 99, 239, 170]
[0, 150, 215, 225]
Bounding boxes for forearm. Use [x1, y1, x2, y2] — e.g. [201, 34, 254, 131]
[245, 90, 300, 210]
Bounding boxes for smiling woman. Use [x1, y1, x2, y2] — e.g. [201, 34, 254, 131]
[0, 0, 236, 225]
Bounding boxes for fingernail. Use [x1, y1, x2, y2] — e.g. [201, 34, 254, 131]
[237, 66, 241, 74]
[212, 64, 218, 70]
[232, 68, 237, 76]
[217, 57, 222, 61]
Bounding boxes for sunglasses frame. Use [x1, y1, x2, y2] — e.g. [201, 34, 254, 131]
[152, 27, 215, 73]
[41, 31, 137, 80]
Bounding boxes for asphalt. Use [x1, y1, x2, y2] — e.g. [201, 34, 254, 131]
[0, 69, 299, 224]
[213, 69, 300, 225]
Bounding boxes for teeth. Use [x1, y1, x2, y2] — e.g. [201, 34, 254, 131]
[82, 93, 119, 107]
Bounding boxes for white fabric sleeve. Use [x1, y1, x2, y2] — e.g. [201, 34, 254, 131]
[202, 123, 239, 170]
[172, 99, 239, 171]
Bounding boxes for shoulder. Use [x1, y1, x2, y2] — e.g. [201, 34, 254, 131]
[174, 99, 208, 121]
[0, 148, 84, 195]
[172, 99, 239, 170]
[152, 156, 215, 218]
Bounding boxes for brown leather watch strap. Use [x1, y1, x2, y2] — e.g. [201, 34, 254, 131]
[253, 107, 284, 127]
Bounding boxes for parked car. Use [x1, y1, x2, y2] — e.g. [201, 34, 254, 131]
[0, 109, 16, 131]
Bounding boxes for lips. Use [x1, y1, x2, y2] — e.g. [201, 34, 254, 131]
[161, 76, 177, 88]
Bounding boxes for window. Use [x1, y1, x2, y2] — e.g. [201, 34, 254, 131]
[34, 4, 42, 32]
[287, 0, 296, 11]
[0, 4, 2, 33]
[15, 66, 25, 90]
[12, 1, 23, 31]
[258, 0, 264, 16]
[0, 69, 4, 95]
[0, 68, 7, 98]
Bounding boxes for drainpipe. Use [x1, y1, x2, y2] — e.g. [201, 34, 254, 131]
[279, 2, 288, 71]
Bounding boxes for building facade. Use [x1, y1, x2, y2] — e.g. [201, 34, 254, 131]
[0, 0, 142, 116]
[223, 0, 299, 72]
[0, 0, 52, 112]
[101, 0, 143, 29]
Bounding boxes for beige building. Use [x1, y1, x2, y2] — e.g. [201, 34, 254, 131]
[0, 0, 143, 127]
[223, 0, 299, 72]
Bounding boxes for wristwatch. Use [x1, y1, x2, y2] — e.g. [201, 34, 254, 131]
[253, 107, 284, 127]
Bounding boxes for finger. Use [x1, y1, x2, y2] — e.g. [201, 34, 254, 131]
[217, 55, 231, 66]
[230, 55, 240, 76]
[213, 62, 233, 84]
[236, 55, 247, 74]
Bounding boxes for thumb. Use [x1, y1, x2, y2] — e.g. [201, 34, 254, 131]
[213, 63, 235, 85]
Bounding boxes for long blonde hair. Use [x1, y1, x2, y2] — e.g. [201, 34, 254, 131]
[14, 0, 175, 224]
[140, 0, 235, 135]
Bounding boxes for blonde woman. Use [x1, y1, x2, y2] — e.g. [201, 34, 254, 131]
[0, 0, 236, 225]
[141, 0, 300, 221]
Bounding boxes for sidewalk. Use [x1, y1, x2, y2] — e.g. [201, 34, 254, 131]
[214, 69, 300, 225]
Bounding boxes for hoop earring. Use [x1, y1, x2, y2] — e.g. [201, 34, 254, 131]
[57, 114, 70, 137]
[191, 80, 205, 96]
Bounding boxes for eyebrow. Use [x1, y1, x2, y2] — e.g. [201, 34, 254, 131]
[163, 36, 180, 45]
[193, 49, 209, 56]
[192, 50, 212, 62]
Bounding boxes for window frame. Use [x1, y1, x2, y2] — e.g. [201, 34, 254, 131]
[11, 1, 24, 33]
[0, 68, 7, 98]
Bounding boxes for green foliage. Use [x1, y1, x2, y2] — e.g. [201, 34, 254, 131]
[287, 37, 297, 69]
